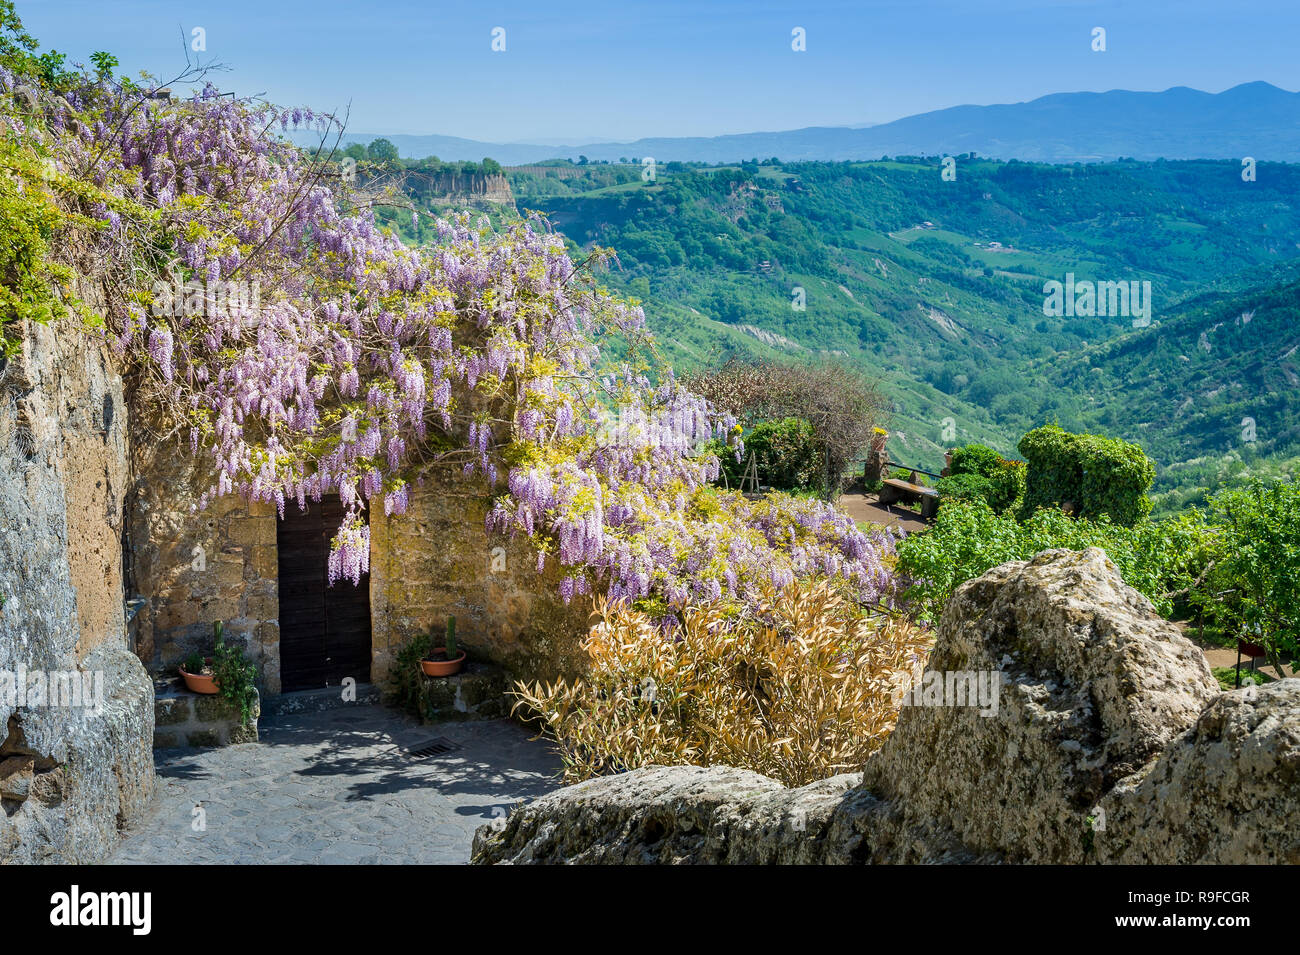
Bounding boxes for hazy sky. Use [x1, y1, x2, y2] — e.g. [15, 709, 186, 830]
[17, 0, 1300, 142]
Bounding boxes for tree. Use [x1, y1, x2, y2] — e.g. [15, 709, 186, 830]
[13, 61, 896, 614]
[366, 137, 399, 162]
[685, 358, 891, 498]
[1193, 481, 1300, 676]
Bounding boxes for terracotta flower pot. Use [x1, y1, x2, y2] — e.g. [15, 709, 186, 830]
[420, 650, 466, 677]
[179, 661, 219, 694]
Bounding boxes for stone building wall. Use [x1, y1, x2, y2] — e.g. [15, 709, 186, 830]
[0, 314, 155, 863]
[130, 457, 593, 697]
[128, 440, 281, 693]
[368, 477, 591, 688]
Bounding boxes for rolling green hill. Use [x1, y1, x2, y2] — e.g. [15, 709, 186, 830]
[376, 154, 1300, 499]
[1050, 261, 1300, 513]
[507, 157, 1300, 473]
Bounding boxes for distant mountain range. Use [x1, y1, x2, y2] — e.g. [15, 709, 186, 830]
[297, 82, 1300, 164]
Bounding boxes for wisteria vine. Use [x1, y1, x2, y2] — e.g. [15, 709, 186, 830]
[8, 67, 900, 614]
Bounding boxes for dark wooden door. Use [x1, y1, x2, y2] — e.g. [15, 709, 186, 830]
[276, 497, 372, 692]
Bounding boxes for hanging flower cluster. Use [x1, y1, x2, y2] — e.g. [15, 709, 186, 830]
[29, 72, 900, 612]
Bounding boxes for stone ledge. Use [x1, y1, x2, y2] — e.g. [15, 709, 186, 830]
[400, 660, 511, 723]
[153, 678, 259, 748]
[261, 683, 383, 718]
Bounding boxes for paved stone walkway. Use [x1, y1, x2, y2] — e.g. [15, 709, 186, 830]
[108, 705, 561, 864]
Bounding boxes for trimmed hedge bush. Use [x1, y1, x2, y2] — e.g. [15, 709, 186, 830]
[949, 444, 1003, 478]
[941, 443, 1025, 514]
[744, 417, 823, 491]
[1016, 425, 1155, 526]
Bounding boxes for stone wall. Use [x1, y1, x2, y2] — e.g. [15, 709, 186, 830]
[60, 330, 130, 655]
[369, 477, 592, 689]
[409, 661, 511, 723]
[0, 316, 155, 863]
[473, 548, 1300, 865]
[154, 679, 259, 748]
[128, 438, 281, 693]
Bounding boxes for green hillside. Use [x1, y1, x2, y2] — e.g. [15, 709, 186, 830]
[376, 154, 1300, 494]
[509, 157, 1300, 471]
[1050, 261, 1300, 512]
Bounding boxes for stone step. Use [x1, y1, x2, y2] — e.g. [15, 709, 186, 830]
[260, 682, 383, 719]
[153, 677, 260, 748]
[412, 661, 511, 723]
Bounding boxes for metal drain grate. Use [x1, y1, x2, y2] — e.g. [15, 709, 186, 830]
[407, 737, 461, 759]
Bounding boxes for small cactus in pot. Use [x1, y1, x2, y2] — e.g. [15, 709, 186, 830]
[420, 615, 465, 677]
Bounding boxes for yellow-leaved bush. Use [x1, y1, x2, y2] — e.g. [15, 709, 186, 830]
[512, 579, 932, 788]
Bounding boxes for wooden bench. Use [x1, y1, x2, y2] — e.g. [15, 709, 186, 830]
[879, 477, 940, 519]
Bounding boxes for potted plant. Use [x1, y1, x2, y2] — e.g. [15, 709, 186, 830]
[178, 622, 222, 694]
[420, 615, 465, 677]
[210, 628, 260, 727]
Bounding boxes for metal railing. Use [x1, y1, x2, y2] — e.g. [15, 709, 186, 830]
[884, 459, 943, 480]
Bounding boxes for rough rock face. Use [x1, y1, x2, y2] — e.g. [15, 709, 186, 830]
[425, 172, 516, 211]
[473, 548, 1295, 865]
[859, 547, 1219, 863]
[473, 765, 864, 865]
[1096, 680, 1300, 864]
[0, 318, 156, 863]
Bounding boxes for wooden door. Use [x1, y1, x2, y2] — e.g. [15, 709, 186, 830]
[276, 497, 372, 692]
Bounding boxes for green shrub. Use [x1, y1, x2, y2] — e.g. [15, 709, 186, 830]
[943, 443, 1025, 514]
[896, 498, 1205, 622]
[391, 637, 429, 717]
[936, 472, 996, 505]
[0, 133, 75, 356]
[1191, 480, 1300, 669]
[949, 444, 1004, 478]
[1017, 425, 1155, 526]
[209, 623, 259, 727]
[992, 460, 1028, 514]
[737, 417, 823, 491]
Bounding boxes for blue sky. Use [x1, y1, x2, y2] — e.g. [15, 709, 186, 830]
[17, 0, 1299, 142]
